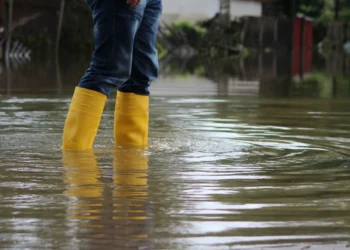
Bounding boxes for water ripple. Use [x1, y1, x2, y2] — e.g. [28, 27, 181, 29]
[1, 97, 350, 249]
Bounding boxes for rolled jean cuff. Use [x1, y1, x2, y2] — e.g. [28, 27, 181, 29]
[78, 81, 113, 97]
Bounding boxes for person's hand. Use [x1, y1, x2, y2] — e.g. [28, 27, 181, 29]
[126, 0, 141, 7]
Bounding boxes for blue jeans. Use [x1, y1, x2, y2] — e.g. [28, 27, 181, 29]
[79, 0, 162, 97]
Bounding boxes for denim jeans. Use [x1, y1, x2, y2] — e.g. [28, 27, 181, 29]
[79, 0, 162, 97]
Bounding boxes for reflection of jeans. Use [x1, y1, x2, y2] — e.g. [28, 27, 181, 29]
[79, 0, 162, 97]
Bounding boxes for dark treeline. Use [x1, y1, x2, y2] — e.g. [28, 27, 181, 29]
[1, 0, 349, 56]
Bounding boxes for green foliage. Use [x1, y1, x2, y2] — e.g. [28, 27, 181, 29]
[241, 47, 249, 58]
[156, 42, 168, 60]
[339, 8, 350, 21]
[317, 11, 333, 24]
[299, 0, 326, 18]
[269, 0, 326, 19]
[172, 21, 207, 36]
[268, 0, 350, 23]
[320, 37, 335, 56]
[165, 21, 207, 48]
[197, 20, 242, 60]
[293, 72, 332, 97]
[161, 56, 203, 77]
[318, 0, 350, 23]
[193, 65, 205, 76]
[336, 76, 350, 97]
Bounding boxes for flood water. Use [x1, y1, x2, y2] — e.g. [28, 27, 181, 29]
[1, 54, 350, 250]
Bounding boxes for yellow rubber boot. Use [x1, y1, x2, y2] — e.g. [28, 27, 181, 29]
[114, 91, 149, 147]
[62, 87, 107, 150]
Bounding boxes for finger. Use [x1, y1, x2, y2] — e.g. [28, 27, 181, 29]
[131, 0, 141, 7]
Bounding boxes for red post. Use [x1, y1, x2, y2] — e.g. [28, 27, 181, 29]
[293, 16, 314, 77]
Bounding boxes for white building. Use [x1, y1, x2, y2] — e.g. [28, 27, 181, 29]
[161, 0, 262, 24]
[229, 0, 262, 18]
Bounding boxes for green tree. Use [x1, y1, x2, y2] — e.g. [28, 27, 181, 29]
[339, 0, 350, 21]
[319, 0, 350, 22]
[269, 0, 326, 19]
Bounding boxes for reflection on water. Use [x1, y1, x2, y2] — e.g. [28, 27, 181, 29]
[1, 94, 350, 249]
[0, 52, 350, 249]
[0, 51, 349, 98]
[63, 149, 151, 249]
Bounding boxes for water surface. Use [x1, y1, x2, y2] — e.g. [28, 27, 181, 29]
[1, 57, 350, 249]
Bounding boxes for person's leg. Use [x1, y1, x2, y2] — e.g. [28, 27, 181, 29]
[62, 0, 147, 150]
[79, 0, 147, 96]
[114, 0, 162, 147]
[118, 0, 162, 95]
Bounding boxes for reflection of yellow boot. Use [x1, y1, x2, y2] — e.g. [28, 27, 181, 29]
[63, 150, 103, 221]
[113, 148, 149, 222]
[114, 91, 149, 147]
[62, 87, 107, 150]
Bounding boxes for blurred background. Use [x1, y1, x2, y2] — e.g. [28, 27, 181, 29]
[0, 0, 349, 98]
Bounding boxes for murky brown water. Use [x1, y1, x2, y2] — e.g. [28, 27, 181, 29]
[1, 56, 350, 249]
